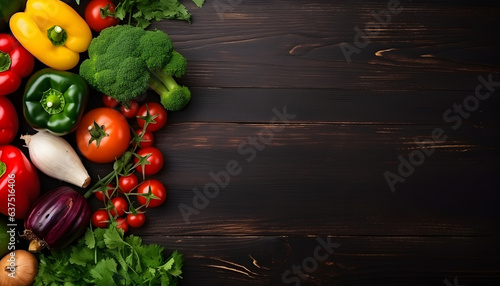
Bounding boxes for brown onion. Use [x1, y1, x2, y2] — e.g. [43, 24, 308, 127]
[0, 250, 38, 286]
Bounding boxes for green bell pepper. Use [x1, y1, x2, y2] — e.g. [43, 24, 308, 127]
[0, 0, 26, 32]
[23, 68, 89, 135]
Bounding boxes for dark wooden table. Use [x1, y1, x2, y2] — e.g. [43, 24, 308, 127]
[14, 0, 500, 285]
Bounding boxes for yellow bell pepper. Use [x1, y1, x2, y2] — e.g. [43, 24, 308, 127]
[9, 0, 92, 70]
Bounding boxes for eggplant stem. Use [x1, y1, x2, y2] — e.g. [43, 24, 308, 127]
[28, 240, 46, 253]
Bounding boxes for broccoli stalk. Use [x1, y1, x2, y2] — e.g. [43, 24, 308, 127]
[79, 25, 191, 111]
[149, 69, 191, 112]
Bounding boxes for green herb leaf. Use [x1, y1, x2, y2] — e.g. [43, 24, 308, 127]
[192, 0, 205, 8]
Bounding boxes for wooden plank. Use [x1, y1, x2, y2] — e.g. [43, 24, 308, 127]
[134, 235, 500, 285]
[54, 122, 500, 237]
[154, 0, 500, 90]
[166, 88, 500, 124]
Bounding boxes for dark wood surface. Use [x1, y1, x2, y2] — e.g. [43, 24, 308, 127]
[12, 0, 500, 285]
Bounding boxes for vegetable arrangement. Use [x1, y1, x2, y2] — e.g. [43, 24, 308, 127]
[0, 0, 204, 284]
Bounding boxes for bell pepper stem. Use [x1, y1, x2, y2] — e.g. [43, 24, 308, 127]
[41, 88, 65, 115]
[0, 161, 6, 178]
[0, 52, 11, 72]
[47, 25, 68, 46]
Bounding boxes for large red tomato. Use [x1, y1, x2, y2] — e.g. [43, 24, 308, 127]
[76, 107, 130, 163]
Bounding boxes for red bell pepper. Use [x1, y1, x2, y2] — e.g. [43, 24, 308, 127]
[0, 145, 40, 219]
[0, 34, 34, 96]
[0, 96, 18, 144]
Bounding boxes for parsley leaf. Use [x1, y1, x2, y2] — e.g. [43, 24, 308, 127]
[35, 226, 184, 285]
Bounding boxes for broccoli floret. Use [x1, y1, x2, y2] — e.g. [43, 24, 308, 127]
[79, 25, 190, 111]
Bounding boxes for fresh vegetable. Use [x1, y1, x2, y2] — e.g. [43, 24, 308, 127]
[9, 0, 92, 70]
[0, 145, 40, 219]
[120, 100, 139, 118]
[108, 0, 205, 29]
[126, 212, 145, 228]
[91, 209, 109, 228]
[95, 183, 114, 202]
[137, 102, 168, 132]
[79, 25, 191, 111]
[23, 186, 91, 252]
[102, 94, 119, 108]
[109, 197, 128, 217]
[0, 0, 26, 32]
[76, 107, 131, 163]
[134, 129, 154, 148]
[0, 215, 9, 257]
[0, 33, 34, 96]
[0, 250, 38, 285]
[21, 131, 91, 188]
[116, 217, 128, 233]
[118, 173, 138, 193]
[85, 0, 120, 32]
[137, 179, 167, 208]
[23, 68, 89, 135]
[35, 225, 184, 285]
[135, 147, 164, 177]
[0, 96, 18, 145]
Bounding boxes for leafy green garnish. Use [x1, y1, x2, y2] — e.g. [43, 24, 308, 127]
[34, 224, 184, 285]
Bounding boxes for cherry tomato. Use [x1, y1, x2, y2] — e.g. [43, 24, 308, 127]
[126, 213, 145, 228]
[121, 100, 139, 118]
[134, 147, 164, 176]
[95, 183, 114, 201]
[134, 129, 154, 148]
[76, 107, 130, 163]
[91, 210, 109, 228]
[137, 180, 167, 208]
[102, 95, 119, 108]
[109, 197, 128, 217]
[118, 174, 138, 194]
[116, 217, 129, 233]
[136, 103, 167, 132]
[85, 0, 120, 32]
[0, 96, 19, 145]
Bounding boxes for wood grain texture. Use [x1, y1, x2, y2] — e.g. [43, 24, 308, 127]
[19, 0, 500, 285]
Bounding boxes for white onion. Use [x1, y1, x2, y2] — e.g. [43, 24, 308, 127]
[21, 131, 91, 188]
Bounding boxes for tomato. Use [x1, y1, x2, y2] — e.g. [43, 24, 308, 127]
[76, 108, 130, 163]
[109, 197, 128, 217]
[118, 174, 138, 194]
[126, 213, 145, 228]
[134, 147, 164, 176]
[121, 100, 139, 118]
[85, 0, 120, 32]
[0, 145, 40, 219]
[91, 210, 109, 228]
[95, 183, 114, 201]
[134, 129, 154, 148]
[137, 180, 167, 208]
[102, 94, 119, 108]
[116, 217, 129, 233]
[136, 103, 167, 132]
[0, 96, 18, 145]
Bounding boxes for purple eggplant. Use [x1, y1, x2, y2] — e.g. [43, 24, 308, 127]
[22, 186, 91, 252]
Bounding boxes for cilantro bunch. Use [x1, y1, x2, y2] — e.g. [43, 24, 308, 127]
[76, 0, 206, 28]
[35, 224, 183, 285]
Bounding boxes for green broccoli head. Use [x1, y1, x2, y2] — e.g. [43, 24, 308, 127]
[160, 85, 191, 111]
[79, 25, 174, 102]
[163, 51, 187, 78]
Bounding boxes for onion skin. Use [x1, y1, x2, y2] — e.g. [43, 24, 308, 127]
[0, 250, 38, 286]
[23, 186, 91, 252]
